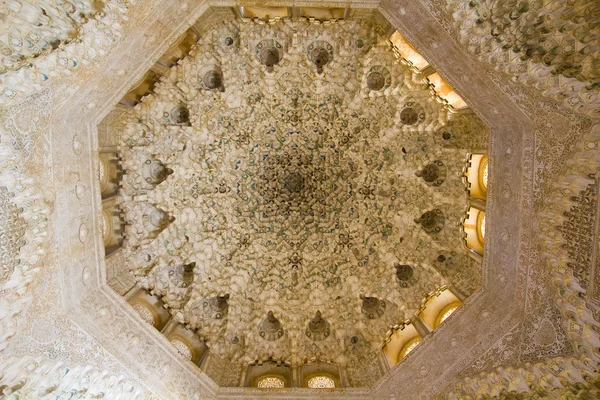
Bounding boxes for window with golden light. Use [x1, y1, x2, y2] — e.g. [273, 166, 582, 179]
[434, 302, 461, 328]
[257, 377, 285, 389]
[476, 211, 486, 244]
[480, 215, 486, 240]
[478, 156, 488, 193]
[398, 337, 421, 359]
[307, 376, 335, 389]
[439, 306, 458, 324]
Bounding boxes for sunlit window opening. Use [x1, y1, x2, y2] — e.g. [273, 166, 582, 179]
[299, 7, 345, 19]
[479, 213, 486, 241]
[388, 31, 468, 110]
[462, 207, 486, 256]
[464, 154, 488, 200]
[426, 72, 468, 110]
[389, 31, 430, 72]
[308, 376, 335, 389]
[257, 377, 285, 389]
[480, 157, 489, 190]
[399, 337, 422, 359]
[382, 322, 422, 367]
[238, 6, 347, 20]
[239, 6, 289, 19]
[418, 287, 463, 330]
[436, 303, 460, 327]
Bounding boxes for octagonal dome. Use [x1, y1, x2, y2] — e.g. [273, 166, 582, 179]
[1, 0, 598, 399]
[99, 11, 488, 386]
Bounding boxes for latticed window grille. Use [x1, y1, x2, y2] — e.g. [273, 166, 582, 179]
[257, 377, 285, 388]
[307, 376, 335, 389]
[170, 339, 192, 360]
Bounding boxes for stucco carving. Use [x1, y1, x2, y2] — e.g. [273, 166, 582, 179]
[0, 0, 99, 73]
[0, 0, 597, 398]
[0, 356, 147, 399]
[0, 0, 136, 106]
[445, 0, 600, 118]
[305, 311, 331, 341]
[110, 16, 486, 384]
[0, 94, 51, 353]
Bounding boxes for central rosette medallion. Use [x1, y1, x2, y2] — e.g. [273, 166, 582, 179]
[240, 145, 355, 241]
[284, 172, 304, 193]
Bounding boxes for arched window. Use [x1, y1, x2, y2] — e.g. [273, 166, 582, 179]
[247, 362, 292, 388]
[98, 152, 122, 199]
[165, 325, 208, 366]
[127, 289, 172, 331]
[239, 6, 289, 19]
[102, 210, 112, 245]
[119, 70, 161, 107]
[156, 29, 198, 68]
[425, 72, 468, 110]
[417, 286, 462, 331]
[101, 205, 124, 257]
[132, 303, 157, 326]
[99, 155, 108, 192]
[434, 302, 461, 328]
[389, 31, 430, 73]
[257, 376, 285, 388]
[462, 207, 486, 256]
[464, 154, 488, 200]
[477, 211, 486, 243]
[307, 376, 335, 389]
[382, 321, 422, 367]
[398, 336, 421, 359]
[170, 339, 193, 361]
[479, 156, 489, 192]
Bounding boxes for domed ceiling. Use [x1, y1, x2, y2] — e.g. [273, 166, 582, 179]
[112, 12, 488, 383]
[5, 0, 599, 397]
